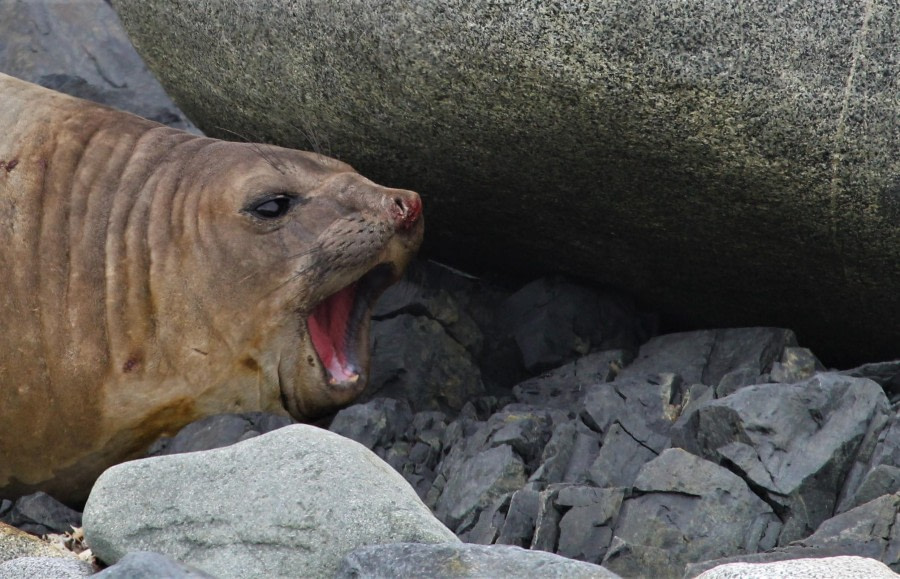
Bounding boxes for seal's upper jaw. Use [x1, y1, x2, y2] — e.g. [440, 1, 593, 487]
[293, 184, 424, 416]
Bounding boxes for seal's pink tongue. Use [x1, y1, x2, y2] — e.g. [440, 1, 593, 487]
[308, 284, 358, 383]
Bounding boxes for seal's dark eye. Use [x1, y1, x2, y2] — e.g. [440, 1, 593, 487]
[249, 195, 293, 219]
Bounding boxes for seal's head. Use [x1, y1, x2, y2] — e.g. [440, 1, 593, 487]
[149, 141, 423, 421]
[0, 71, 423, 503]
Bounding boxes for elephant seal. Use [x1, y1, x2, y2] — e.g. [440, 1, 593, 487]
[0, 73, 423, 504]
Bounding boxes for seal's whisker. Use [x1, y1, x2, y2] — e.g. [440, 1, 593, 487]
[214, 126, 287, 176]
[288, 121, 332, 158]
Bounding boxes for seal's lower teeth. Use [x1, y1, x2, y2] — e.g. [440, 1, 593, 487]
[328, 373, 359, 386]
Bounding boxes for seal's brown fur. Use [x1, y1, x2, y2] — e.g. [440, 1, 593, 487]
[0, 73, 423, 504]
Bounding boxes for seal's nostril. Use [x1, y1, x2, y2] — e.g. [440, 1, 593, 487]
[391, 192, 422, 231]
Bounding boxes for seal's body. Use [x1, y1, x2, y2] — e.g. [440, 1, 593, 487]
[0, 73, 423, 504]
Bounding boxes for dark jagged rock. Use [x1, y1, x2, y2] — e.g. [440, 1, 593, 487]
[618, 328, 796, 387]
[336, 543, 622, 578]
[791, 493, 900, 571]
[672, 374, 890, 545]
[513, 350, 632, 412]
[365, 314, 485, 413]
[494, 488, 541, 548]
[460, 494, 511, 545]
[602, 449, 780, 579]
[0, 492, 82, 536]
[374, 279, 486, 359]
[588, 423, 658, 489]
[769, 347, 824, 384]
[146, 412, 295, 457]
[843, 360, 900, 404]
[686, 494, 900, 576]
[528, 422, 579, 486]
[329, 398, 413, 451]
[482, 277, 652, 388]
[555, 486, 625, 564]
[434, 444, 526, 532]
[841, 466, 900, 513]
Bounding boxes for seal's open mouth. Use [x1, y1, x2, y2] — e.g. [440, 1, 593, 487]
[306, 264, 395, 388]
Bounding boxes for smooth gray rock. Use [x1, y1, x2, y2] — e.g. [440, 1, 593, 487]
[83, 425, 458, 579]
[673, 374, 891, 544]
[0, 556, 92, 578]
[110, 0, 900, 367]
[336, 543, 623, 579]
[93, 552, 215, 578]
[602, 449, 780, 579]
[0, 0, 194, 131]
[695, 556, 898, 579]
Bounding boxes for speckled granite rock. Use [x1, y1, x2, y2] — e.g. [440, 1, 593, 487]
[695, 556, 897, 579]
[110, 0, 900, 366]
[0, 556, 92, 578]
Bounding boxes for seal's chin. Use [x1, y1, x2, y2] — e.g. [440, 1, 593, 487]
[306, 263, 395, 390]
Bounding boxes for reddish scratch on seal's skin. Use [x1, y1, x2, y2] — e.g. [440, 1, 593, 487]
[0, 159, 18, 173]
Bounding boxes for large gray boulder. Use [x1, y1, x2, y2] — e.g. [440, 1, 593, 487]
[109, 0, 900, 366]
[83, 425, 458, 579]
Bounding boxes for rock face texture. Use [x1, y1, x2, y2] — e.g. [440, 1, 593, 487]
[109, 0, 900, 365]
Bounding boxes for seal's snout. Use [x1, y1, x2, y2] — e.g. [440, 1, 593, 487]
[389, 189, 422, 231]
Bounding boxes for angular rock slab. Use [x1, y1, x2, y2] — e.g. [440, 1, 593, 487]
[336, 543, 622, 578]
[685, 493, 900, 576]
[673, 373, 890, 544]
[84, 425, 458, 579]
[602, 449, 780, 579]
[0, 0, 194, 130]
[695, 556, 898, 579]
[109, 0, 900, 366]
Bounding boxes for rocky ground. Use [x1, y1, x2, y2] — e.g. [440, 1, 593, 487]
[2, 260, 900, 578]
